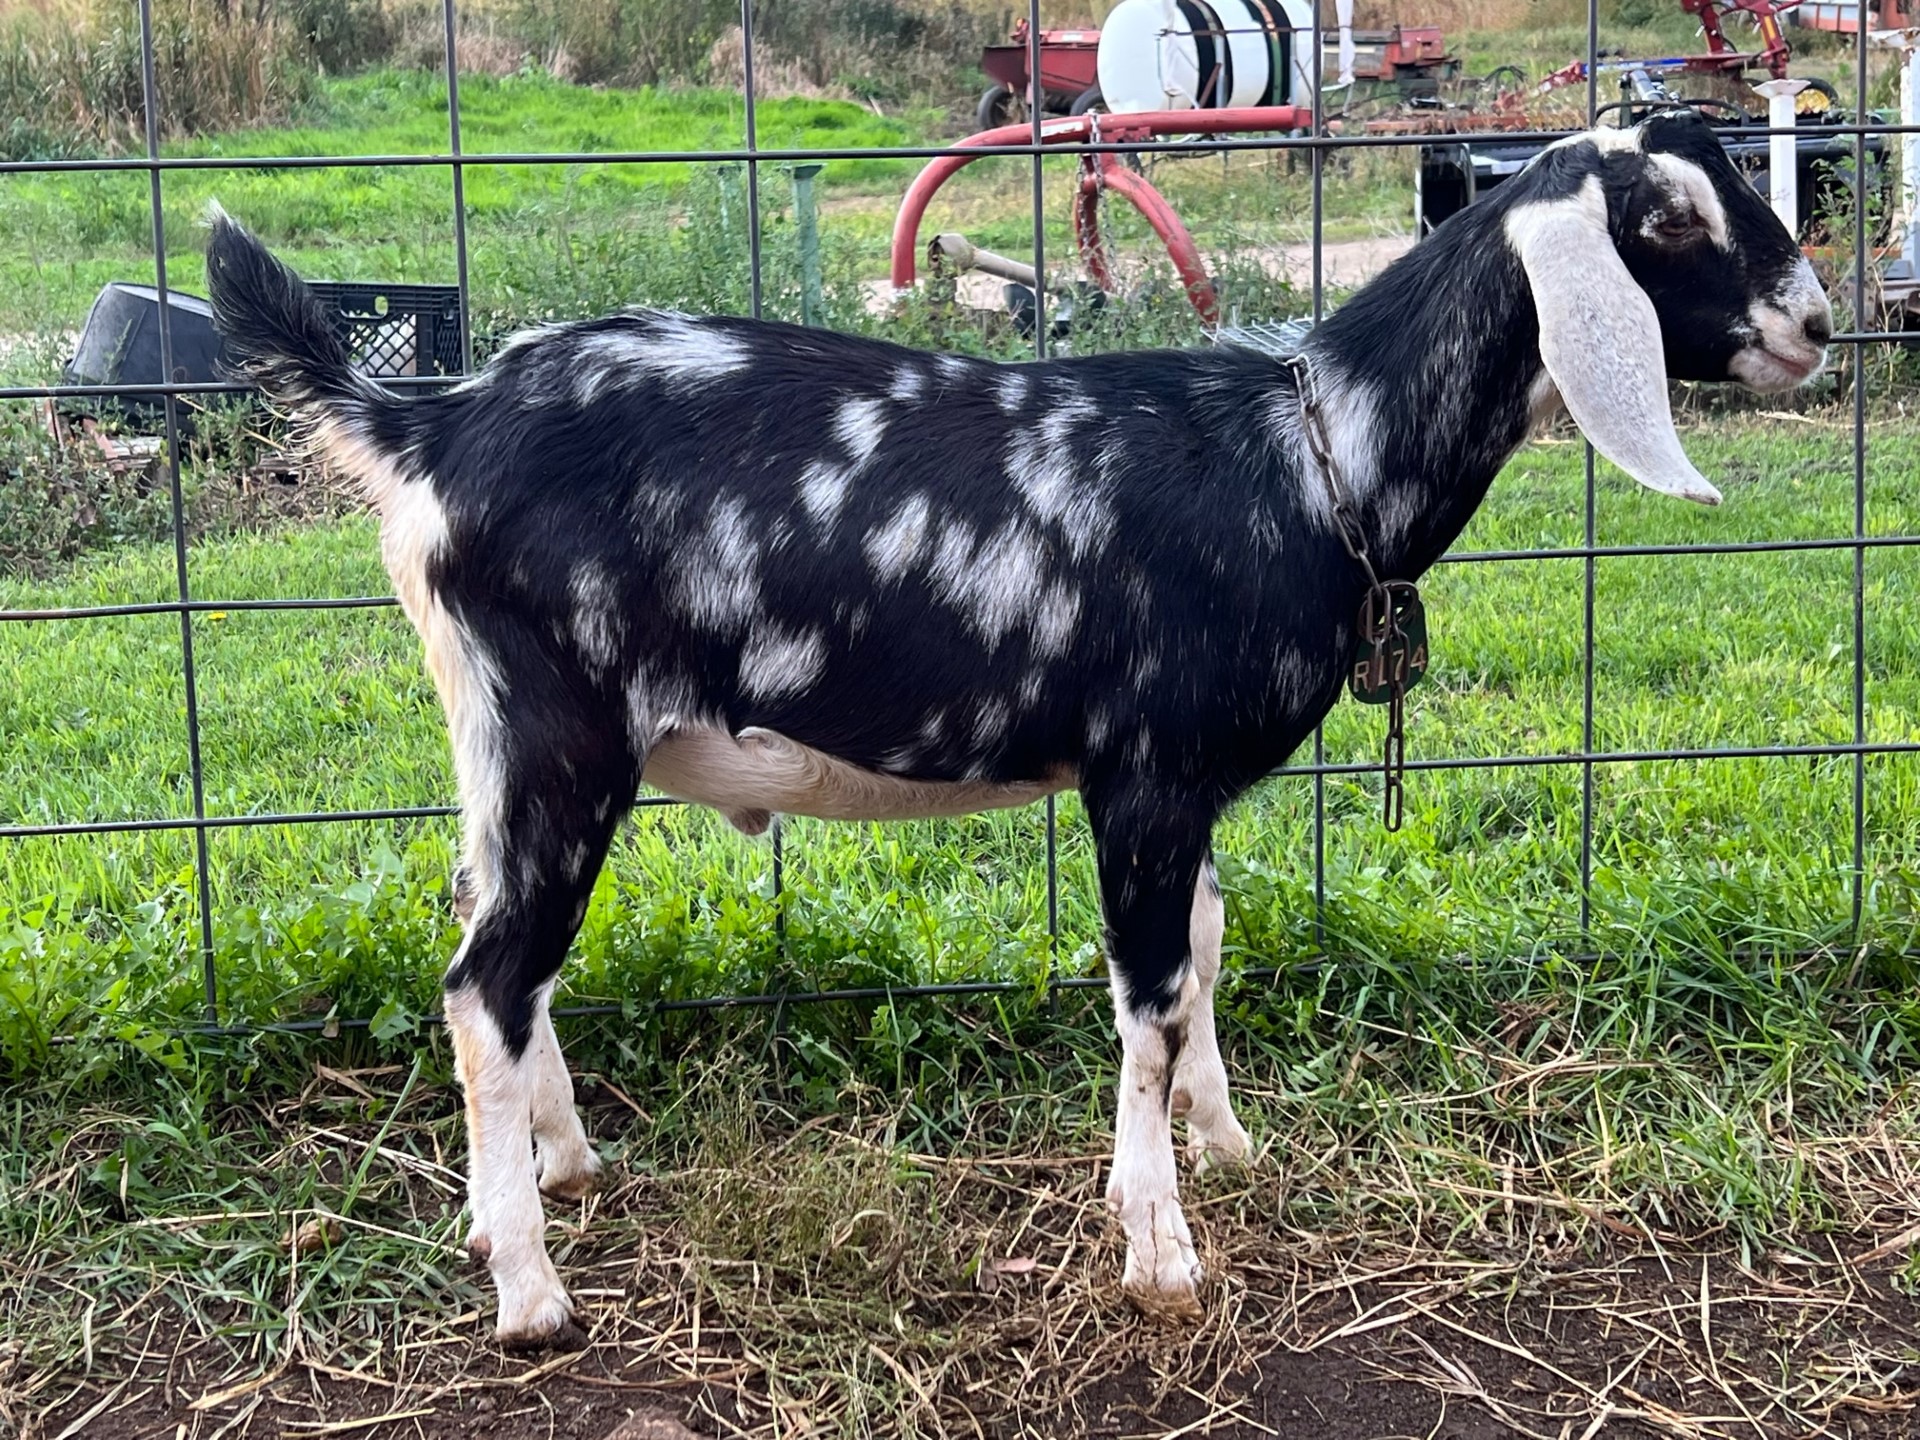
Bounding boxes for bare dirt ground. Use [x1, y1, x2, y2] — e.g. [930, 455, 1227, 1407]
[1245, 234, 1417, 290]
[21, 1069, 1920, 1440]
[28, 1218, 1920, 1439]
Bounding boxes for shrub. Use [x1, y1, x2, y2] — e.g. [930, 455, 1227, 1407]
[289, 0, 403, 75]
[750, 0, 1004, 103]
[0, 398, 357, 581]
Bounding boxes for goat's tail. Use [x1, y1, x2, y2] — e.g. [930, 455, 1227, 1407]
[203, 202, 412, 512]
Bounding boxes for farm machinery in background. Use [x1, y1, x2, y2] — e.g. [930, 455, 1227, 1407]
[977, 20, 1104, 127]
[1488, 0, 1838, 120]
[1413, 0, 1873, 242]
[976, 2, 1479, 129]
[916, 0, 1892, 342]
[1792, 0, 1910, 34]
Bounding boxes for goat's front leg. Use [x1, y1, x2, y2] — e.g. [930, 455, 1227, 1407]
[1171, 860, 1251, 1173]
[1087, 780, 1215, 1319]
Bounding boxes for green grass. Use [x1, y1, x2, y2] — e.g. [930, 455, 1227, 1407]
[0, 62, 1434, 356]
[0, 68, 935, 339]
[4, 411, 1920, 1088]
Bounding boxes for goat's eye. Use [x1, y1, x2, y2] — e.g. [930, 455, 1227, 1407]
[1655, 213, 1698, 239]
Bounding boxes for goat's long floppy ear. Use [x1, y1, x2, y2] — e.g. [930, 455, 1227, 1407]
[1507, 178, 1721, 506]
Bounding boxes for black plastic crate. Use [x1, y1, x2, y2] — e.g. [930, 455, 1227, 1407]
[307, 281, 465, 381]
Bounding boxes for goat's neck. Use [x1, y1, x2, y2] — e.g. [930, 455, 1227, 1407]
[1304, 210, 1544, 582]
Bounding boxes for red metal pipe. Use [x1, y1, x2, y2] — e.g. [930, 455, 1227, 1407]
[888, 106, 1309, 295]
[1076, 152, 1220, 325]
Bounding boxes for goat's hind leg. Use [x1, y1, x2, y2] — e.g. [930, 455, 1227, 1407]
[442, 693, 636, 1349]
[456, 866, 596, 1180]
[446, 977, 579, 1350]
[530, 982, 601, 1202]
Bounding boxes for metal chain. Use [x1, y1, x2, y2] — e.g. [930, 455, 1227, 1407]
[1285, 353, 1386, 605]
[1286, 352, 1413, 832]
[1085, 111, 1124, 301]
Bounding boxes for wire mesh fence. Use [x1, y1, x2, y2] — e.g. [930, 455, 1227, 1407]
[0, 0, 1914, 1037]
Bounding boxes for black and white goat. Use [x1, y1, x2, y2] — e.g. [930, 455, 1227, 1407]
[204, 108, 1830, 1345]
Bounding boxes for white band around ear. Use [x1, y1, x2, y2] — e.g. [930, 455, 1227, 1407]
[1506, 175, 1722, 507]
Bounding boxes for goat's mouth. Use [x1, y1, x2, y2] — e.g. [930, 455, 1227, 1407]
[1730, 341, 1826, 393]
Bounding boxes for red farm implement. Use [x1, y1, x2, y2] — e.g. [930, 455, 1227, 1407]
[894, 109, 1307, 332]
[915, 0, 1849, 338]
[1338, 24, 1459, 95]
[1500, 0, 1838, 115]
[977, 18, 1104, 130]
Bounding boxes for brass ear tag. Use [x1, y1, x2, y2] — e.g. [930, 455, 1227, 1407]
[1349, 582, 1428, 706]
[1349, 581, 1426, 832]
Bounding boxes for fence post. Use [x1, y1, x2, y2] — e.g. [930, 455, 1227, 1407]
[716, 161, 744, 245]
[1751, 78, 1808, 236]
[1868, 27, 1920, 278]
[789, 162, 825, 327]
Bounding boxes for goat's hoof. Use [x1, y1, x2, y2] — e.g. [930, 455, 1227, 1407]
[465, 1233, 493, 1268]
[493, 1275, 582, 1353]
[537, 1147, 603, 1202]
[497, 1316, 589, 1354]
[1122, 1271, 1204, 1322]
[1119, 1220, 1204, 1323]
[539, 1170, 599, 1203]
[1186, 1117, 1253, 1176]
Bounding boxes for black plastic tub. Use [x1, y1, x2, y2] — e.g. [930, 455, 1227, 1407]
[59, 282, 232, 430]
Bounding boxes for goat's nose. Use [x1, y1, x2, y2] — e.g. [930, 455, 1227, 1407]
[1805, 309, 1833, 347]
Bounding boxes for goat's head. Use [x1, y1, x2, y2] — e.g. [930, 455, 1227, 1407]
[1501, 106, 1832, 506]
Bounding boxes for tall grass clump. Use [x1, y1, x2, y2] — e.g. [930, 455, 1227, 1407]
[486, 0, 738, 85]
[474, 0, 1002, 98]
[748, 0, 1005, 102]
[0, 0, 321, 159]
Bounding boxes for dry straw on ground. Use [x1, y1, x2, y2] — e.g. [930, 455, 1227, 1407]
[16, 1060, 1920, 1440]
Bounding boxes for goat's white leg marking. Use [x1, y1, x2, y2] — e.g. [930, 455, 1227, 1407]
[1171, 863, 1251, 1173]
[1107, 970, 1204, 1318]
[529, 983, 600, 1201]
[446, 986, 576, 1346]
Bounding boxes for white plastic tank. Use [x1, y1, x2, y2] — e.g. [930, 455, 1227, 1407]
[1095, 0, 1316, 114]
